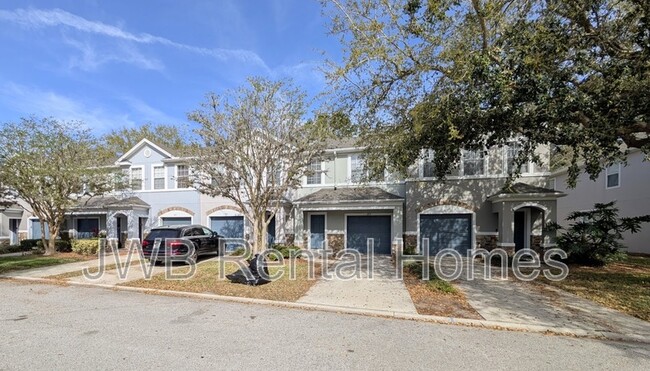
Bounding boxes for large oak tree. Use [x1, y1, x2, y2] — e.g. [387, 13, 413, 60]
[323, 0, 649, 186]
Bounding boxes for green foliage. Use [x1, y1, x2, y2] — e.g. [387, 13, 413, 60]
[71, 239, 100, 256]
[102, 123, 195, 158]
[35, 240, 72, 253]
[552, 202, 650, 266]
[0, 255, 82, 274]
[20, 239, 41, 250]
[0, 244, 31, 255]
[324, 0, 650, 186]
[188, 77, 326, 253]
[267, 244, 302, 260]
[404, 262, 456, 294]
[0, 117, 116, 255]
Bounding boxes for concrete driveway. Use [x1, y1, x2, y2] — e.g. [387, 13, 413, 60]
[446, 258, 650, 341]
[298, 255, 417, 314]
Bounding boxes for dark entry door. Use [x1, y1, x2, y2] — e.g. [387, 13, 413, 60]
[346, 215, 392, 254]
[309, 215, 325, 249]
[514, 211, 526, 251]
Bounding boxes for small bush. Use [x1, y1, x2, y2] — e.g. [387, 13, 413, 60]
[0, 245, 30, 254]
[71, 239, 100, 255]
[20, 239, 41, 250]
[36, 240, 72, 253]
[270, 244, 302, 259]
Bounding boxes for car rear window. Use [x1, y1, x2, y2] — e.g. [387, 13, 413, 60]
[146, 229, 181, 240]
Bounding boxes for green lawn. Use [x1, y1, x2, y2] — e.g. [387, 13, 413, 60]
[0, 255, 84, 274]
[542, 255, 650, 321]
[122, 260, 321, 302]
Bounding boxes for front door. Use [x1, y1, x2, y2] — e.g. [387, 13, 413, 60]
[309, 215, 325, 249]
[514, 210, 527, 251]
[9, 219, 19, 245]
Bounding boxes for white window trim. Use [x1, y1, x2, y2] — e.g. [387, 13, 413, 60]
[460, 149, 487, 177]
[304, 160, 324, 186]
[605, 163, 621, 189]
[151, 163, 167, 190]
[347, 154, 388, 184]
[503, 144, 532, 175]
[175, 164, 190, 189]
[419, 150, 435, 178]
[130, 165, 145, 191]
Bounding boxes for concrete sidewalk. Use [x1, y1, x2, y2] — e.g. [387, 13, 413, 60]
[447, 258, 650, 340]
[297, 256, 417, 314]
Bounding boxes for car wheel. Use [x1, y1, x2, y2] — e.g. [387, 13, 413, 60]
[189, 249, 198, 265]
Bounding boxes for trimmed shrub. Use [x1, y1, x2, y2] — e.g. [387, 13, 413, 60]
[20, 239, 41, 250]
[36, 239, 73, 253]
[71, 239, 100, 255]
[0, 245, 31, 254]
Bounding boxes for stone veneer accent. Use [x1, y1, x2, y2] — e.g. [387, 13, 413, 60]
[157, 206, 195, 217]
[327, 233, 344, 254]
[0, 238, 9, 247]
[476, 235, 498, 251]
[285, 234, 295, 246]
[403, 234, 417, 252]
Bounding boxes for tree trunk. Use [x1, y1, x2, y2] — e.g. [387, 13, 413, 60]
[45, 224, 60, 256]
[253, 216, 268, 254]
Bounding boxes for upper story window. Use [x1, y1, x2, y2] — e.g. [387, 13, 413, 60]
[422, 150, 435, 178]
[349, 154, 384, 183]
[306, 161, 322, 185]
[130, 167, 143, 190]
[606, 163, 620, 189]
[176, 165, 190, 188]
[350, 154, 365, 183]
[462, 150, 485, 176]
[153, 165, 165, 190]
[506, 142, 529, 174]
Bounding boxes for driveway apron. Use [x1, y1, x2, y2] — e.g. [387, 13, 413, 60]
[297, 256, 417, 314]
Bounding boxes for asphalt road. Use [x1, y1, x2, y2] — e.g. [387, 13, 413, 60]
[0, 281, 649, 370]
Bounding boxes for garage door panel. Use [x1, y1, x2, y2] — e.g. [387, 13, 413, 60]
[347, 216, 391, 255]
[161, 217, 191, 226]
[420, 214, 471, 255]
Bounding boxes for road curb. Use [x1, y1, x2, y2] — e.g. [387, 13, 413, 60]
[3, 275, 649, 344]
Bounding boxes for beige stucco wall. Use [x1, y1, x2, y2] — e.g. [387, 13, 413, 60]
[553, 151, 650, 254]
[404, 176, 549, 233]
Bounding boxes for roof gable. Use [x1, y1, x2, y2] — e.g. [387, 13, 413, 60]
[116, 139, 174, 164]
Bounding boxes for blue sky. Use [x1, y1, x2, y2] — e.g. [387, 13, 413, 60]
[0, 0, 340, 134]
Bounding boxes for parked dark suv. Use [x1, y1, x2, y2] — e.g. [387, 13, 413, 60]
[141, 225, 221, 264]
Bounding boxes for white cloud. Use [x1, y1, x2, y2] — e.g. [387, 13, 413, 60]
[0, 7, 271, 72]
[0, 82, 135, 132]
[63, 37, 164, 72]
